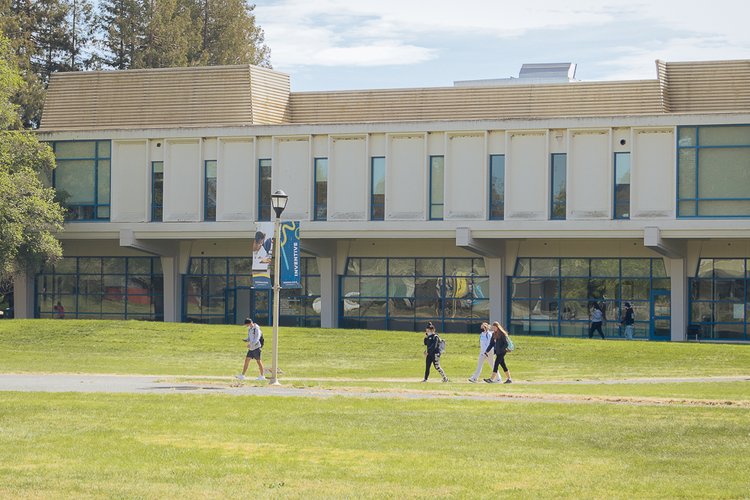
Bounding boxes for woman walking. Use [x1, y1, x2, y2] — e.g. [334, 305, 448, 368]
[468, 322, 493, 383]
[589, 302, 605, 339]
[422, 322, 448, 382]
[484, 321, 512, 384]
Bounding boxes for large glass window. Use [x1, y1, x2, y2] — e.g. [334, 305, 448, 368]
[550, 153, 566, 220]
[678, 125, 750, 217]
[614, 152, 631, 219]
[429, 156, 444, 220]
[489, 155, 505, 220]
[371, 157, 385, 221]
[183, 256, 320, 326]
[36, 257, 163, 320]
[339, 257, 488, 333]
[510, 257, 667, 338]
[258, 159, 272, 221]
[52, 140, 111, 221]
[314, 158, 328, 221]
[204, 160, 217, 221]
[689, 258, 748, 341]
[151, 161, 163, 222]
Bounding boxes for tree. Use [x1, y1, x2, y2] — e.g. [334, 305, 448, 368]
[97, 0, 145, 69]
[136, 0, 194, 68]
[62, 0, 97, 70]
[197, 0, 270, 67]
[0, 35, 64, 282]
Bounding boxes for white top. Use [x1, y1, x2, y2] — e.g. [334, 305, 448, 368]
[479, 329, 493, 352]
[246, 324, 263, 350]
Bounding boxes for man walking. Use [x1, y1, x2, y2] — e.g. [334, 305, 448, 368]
[236, 318, 265, 381]
[621, 302, 635, 340]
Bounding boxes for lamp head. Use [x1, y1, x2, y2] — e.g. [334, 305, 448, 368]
[271, 189, 288, 218]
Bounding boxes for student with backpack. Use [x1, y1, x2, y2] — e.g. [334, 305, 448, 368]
[236, 318, 265, 381]
[422, 321, 448, 383]
[621, 302, 635, 340]
[484, 321, 513, 384]
[468, 322, 493, 383]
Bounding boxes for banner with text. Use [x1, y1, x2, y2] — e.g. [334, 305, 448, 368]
[279, 221, 302, 289]
[251, 221, 274, 289]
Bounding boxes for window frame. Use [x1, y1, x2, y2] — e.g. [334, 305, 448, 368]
[51, 140, 111, 221]
[204, 160, 217, 222]
[613, 152, 631, 219]
[314, 157, 328, 221]
[258, 159, 272, 221]
[550, 153, 567, 220]
[370, 156, 385, 221]
[489, 154, 505, 220]
[151, 161, 164, 222]
[429, 155, 445, 221]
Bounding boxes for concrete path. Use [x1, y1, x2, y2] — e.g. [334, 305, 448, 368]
[0, 373, 748, 407]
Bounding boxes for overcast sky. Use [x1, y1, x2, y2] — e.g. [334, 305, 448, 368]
[254, 0, 750, 91]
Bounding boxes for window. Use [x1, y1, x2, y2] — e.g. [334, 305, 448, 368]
[339, 257, 488, 332]
[258, 159, 272, 221]
[371, 157, 385, 220]
[35, 257, 164, 320]
[678, 125, 750, 217]
[52, 140, 111, 221]
[689, 258, 749, 341]
[204, 160, 217, 221]
[314, 158, 328, 221]
[489, 155, 505, 220]
[614, 152, 631, 219]
[151, 161, 163, 222]
[429, 156, 444, 220]
[550, 153, 566, 220]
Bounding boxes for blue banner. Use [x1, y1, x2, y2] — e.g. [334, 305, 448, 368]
[279, 221, 302, 288]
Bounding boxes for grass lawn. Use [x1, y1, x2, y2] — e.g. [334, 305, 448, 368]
[1, 319, 749, 498]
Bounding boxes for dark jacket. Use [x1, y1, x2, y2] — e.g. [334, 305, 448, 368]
[485, 333, 509, 356]
[622, 307, 635, 326]
[424, 333, 440, 356]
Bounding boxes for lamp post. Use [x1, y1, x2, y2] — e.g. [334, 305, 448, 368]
[270, 189, 288, 385]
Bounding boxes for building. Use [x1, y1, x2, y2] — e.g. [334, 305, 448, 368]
[15, 59, 750, 341]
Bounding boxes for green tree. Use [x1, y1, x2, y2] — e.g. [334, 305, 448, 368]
[0, 35, 64, 282]
[97, 0, 145, 69]
[136, 0, 194, 68]
[197, 0, 270, 67]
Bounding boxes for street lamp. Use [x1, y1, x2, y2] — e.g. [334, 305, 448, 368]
[270, 189, 288, 385]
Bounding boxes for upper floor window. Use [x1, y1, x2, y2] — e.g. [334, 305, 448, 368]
[614, 152, 631, 219]
[258, 159, 271, 221]
[52, 140, 111, 221]
[204, 160, 217, 221]
[314, 158, 328, 221]
[550, 153, 567, 220]
[489, 155, 505, 220]
[429, 156, 444, 220]
[678, 125, 750, 217]
[151, 161, 163, 222]
[371, 157, 385, 221]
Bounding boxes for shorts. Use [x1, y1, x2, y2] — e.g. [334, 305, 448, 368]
[246, 348, 262, 360]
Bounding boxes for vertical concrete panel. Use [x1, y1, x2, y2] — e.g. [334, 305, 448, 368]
[506, 132, 547, 220]
[446, 133, 485, 220]
[274, 137, 310, 220]
[316, 255, 338, 328]
[631, 128, 675, 218]
[217, 139, 254, 221]
[387, 134, 426, 220]
[164, 139, 201, 222]
[111, 140, 148, 222]
[329, 136, 367, 220]
[568, 130, 611, 219]
[670, 258, 687, 341]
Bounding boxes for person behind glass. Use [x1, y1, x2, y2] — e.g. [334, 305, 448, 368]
[484, 321, 512, 384]
[53, 301, 65, 319]
[468, 322, 493, 383]
[422, 321, 448, 383]
[589, 302, 605, 339]
[621, 302, 635, 340]
[236, 318, 265, 381]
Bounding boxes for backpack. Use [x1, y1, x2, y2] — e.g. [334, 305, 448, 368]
[437, 336, 446, 355]
[259, 334, 265, 347]
[505, 335, 515, 353]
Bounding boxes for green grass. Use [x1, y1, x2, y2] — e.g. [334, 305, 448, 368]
[1, 319, 749, 497]
[1, 392, 749, 499]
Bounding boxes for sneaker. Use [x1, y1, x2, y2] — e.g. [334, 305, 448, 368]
[503, 379, 513, 384]
[468, 378, 477, 383]
[420, 379, 428, 383]
[483, 378, 493, 383]
[256, 375, 266, 381]
[491, 378, 502, 384]
[235, 374, 245, 380]
[442, 377, 449, 383]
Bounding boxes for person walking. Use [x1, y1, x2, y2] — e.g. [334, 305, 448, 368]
[236, 318, 265, 381]
[589, 302, 605, 339]
[468, 322, 493, 383]
[621, 302, 635, 340]
[422, 321, 448, 383]
[484, 321, 512, 384]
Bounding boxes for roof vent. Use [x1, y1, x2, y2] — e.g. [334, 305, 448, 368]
[454, 62, 577, 87]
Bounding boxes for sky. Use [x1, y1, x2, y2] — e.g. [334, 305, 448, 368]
[253, 0, 750, 92]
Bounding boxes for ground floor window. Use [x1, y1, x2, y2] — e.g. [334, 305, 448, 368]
[510, 257, 669, 338]
[36, 257, 163, 320]
[339, 257, 489, 333]
[689, 258, 749, 341]
[183, 257, 320, 326]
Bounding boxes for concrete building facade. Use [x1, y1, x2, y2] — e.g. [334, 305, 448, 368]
[16, 59, 750, 341]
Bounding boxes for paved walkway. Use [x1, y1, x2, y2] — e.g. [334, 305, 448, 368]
[0, 373, 748, 407]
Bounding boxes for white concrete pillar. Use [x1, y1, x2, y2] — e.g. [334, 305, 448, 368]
[160, 256, 180, 322]
[670, 258, 687, 341]
[12, 271, 35, 319]
[316, 255, 338, 328]
[484, 257, 505, 324]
